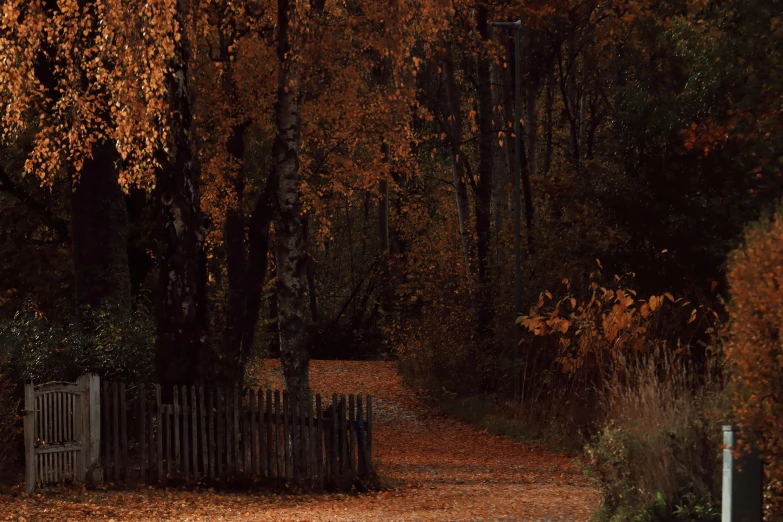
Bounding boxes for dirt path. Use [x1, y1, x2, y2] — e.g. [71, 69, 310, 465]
[0, 360, 600, 521]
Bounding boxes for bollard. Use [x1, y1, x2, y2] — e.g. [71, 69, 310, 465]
[722, 425, 762, 522]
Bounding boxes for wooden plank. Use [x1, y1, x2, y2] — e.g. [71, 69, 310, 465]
[147, 407, 154, 483]
[242, 389, 249, 475]
[307, 391, 315, 483]
[120, 383, 128, 482]
[340, 395, 347, 476]
[163, 404, 169, 478]
[225, 387, 232, 473]
[310, 392, 317, 482]
[43, 392, 48, 444]
[357, 394, 365, 476]
[68, 392, 73, 443]
[266, 389, 273, 479]
[258, 390, 266, 477]
[302, 391, 310, 482]
[208, 387, 215, 479]
[173, 386, 181, 474]
[289, 391, 296, 480]
[199, 386, 208, 478]
[166, 404, 173, 477]
[87, 375, 100, 484]
[329, 393, 340, 481]
[112, 383, 120, 483]
[156, 385, 163, 481]
[233, 386, 240, 474]
[182, 387, 190, 480]
[68, 393, 73, 442]
[191, 386, 198, 478]
[275, 390, 282, 479]
[348, 394, 356, 479]
[315, 394, 323, 484]
[295, 391, 301, 481]
[297, 391, 304, 482]
[139, 383, 146, 482]
[216, 387, 223, 477]
[250, 390, 258, 476]
[24, 382, 34, 493]
[53, 392, 58, 444]
[367, 395, 373, 474]
[102, 385, 110, 478]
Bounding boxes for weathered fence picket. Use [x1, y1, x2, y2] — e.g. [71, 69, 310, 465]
[139, 383, 146, 481]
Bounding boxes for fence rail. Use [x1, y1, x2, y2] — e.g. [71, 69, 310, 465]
[99, 382, 374, 488]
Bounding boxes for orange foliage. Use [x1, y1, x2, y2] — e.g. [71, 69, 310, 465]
[726, 207, 783, 514]
[0, 0, 179, 187]
[517, 266, 715, 384]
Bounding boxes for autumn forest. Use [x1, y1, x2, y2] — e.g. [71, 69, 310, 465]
[1, 0, 782, 518]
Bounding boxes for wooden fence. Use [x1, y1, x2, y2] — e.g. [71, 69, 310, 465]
[99, 382, 374, 488]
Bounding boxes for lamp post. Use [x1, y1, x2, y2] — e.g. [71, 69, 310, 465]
[492, 20, 523, 402]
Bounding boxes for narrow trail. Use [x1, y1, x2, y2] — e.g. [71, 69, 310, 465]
[0, 360, 600, 521]
[250, 360, 600, 521]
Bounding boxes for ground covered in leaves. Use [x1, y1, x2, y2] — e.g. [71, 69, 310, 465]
[0, 360, 600, 520]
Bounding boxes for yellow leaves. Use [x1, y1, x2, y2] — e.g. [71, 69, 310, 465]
[648, 294, 661, 312]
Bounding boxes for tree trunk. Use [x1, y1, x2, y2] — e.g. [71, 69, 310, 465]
[503, 36, 517, 224]
[544, 65, 554, 175]
[273, 0, 310, 396]
[523, 28, 539, 181]
[442, 48, 473, 274]
[475, 5, 494, 334]
[491, 56, 509, 268]
[155, 0, 210, 390]
[224, 200, 246, 383]
[241, 187, 273, 352]
[509, 34, 535, 250]
[71, 141, 132, 315]
[303, 215, 319, 323]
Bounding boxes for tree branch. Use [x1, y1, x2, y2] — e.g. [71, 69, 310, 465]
[0, 164, 69, 241]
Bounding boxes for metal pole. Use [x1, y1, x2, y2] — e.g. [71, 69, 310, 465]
[493, 20, 523, 402]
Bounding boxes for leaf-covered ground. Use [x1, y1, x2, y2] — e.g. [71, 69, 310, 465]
[0, 360, 600, 520]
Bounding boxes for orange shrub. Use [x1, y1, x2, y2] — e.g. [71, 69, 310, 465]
[516, 267, 715, 405]
[726, 207, 783, 517]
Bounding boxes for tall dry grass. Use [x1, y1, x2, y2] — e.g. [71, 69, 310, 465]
[586, 346, 726, 521]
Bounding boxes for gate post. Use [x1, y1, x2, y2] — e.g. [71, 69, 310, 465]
[23, 380, 35, 494]
[78, 374, 102, 484]
[722, 425, 762, 522]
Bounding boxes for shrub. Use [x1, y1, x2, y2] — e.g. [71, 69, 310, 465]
[585, 348, 725, 521]
[0, 375, 20, 479]
[515, 270, 716, 431]
[0, 300, 156, 385]
[725, 204, 783, 519]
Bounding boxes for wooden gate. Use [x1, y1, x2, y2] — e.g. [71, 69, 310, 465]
[23, 374, 101, 492]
